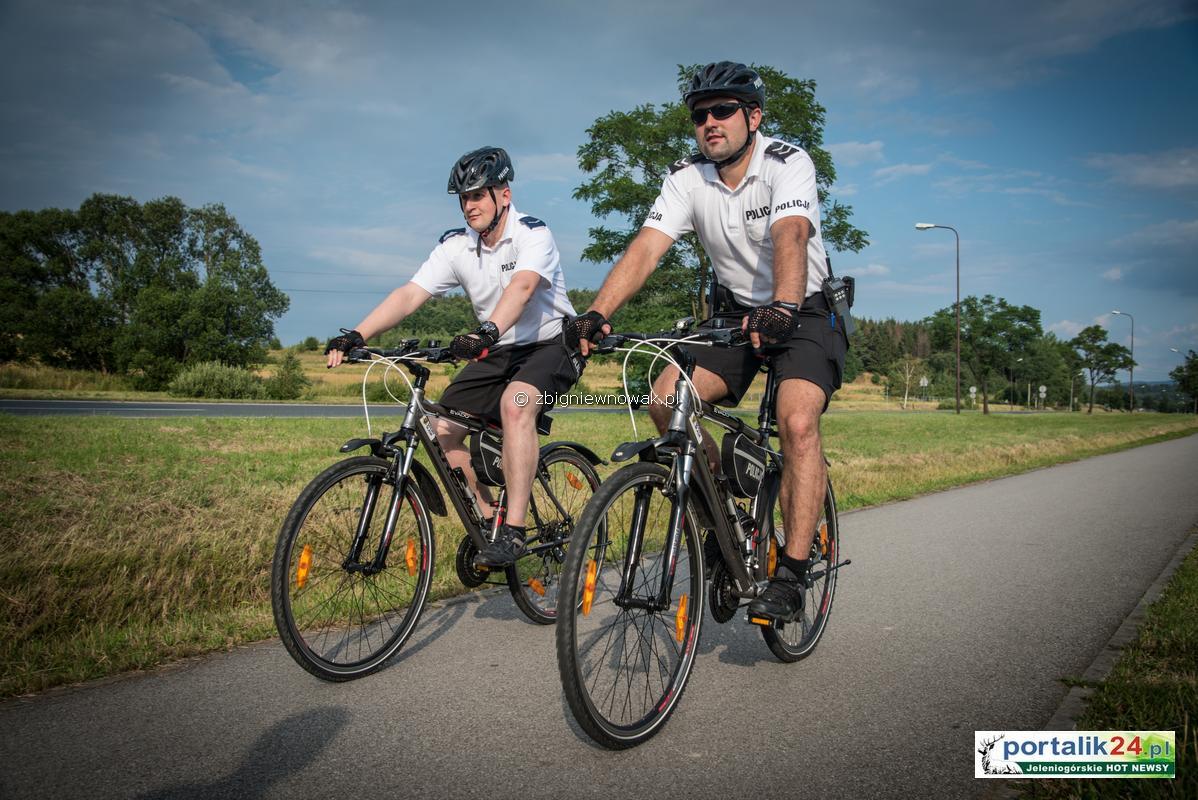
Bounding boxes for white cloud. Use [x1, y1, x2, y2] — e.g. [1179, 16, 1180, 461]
[832, 183, 858, 197]
[1048, 320, 1085, 337]
[826, 140, 885, 167]
[1102, 267, 1123, 281]
[1085, 147, 1198, 189]
[857, 263, 891, 276]
[1115, 218, 1198, 250]
[874, 163, 932, 185]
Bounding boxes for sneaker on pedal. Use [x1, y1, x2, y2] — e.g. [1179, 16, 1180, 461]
[473, 523, 526, 568]
[748, 564, 805, 623]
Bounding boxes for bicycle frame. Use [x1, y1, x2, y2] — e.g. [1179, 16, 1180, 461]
[611, 342, 784, 611]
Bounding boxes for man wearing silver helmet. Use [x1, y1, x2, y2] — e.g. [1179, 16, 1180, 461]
[566, 62, 847, 624]
[327, 146, 579, 568]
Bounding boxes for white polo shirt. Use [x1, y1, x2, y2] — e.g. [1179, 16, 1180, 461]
[410, 205, 576, 346]
[642, 132, 829, 307]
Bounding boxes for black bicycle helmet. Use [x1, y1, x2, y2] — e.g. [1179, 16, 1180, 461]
[683, 61, 765, 110]
[447, 146, 515, 194]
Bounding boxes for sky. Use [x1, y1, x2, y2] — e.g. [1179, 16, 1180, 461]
[1, 0, 1196, 380]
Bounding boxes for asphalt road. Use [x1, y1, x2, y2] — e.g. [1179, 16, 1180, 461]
[2, 435, 1196, 799]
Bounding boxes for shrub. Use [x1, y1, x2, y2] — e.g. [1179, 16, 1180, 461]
[167, 362, 264, 399]
[262, 349, 311, 400]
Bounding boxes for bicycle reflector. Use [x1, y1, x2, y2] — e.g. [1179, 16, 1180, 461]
[582, 559, 598, 615]
[296, 544, 313, 589]
[566, 471, 583, 490]
[675, 594, 689, 643]
[405, 539, 418, 576]
[819, 523, 828, 557]
[528, 578, 546, 597]
[767, 539, 777, 577]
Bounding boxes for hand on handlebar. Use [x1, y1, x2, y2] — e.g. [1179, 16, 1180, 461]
[566, 310, 612, 357]
[325, 328, 366, 369]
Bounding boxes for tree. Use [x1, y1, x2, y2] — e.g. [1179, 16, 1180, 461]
[1070, 326, 1134, 414]
[1170, 349, 1198, 414]
[573, 63, 867, 326]
[927, 295, 1041, 414]
[888, 355, 925, 410]
[0, 194, 289, 388]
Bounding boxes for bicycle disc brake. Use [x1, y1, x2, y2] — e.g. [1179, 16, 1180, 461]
[708, 559, 739, 623]
[455, 535, 491, 587]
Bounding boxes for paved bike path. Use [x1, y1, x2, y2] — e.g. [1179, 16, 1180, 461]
[3, 435, 1196, 799]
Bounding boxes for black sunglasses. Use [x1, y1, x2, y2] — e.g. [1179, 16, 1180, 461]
[690, 102, 750, 125]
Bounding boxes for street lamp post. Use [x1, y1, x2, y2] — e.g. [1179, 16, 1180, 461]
[916, 223, 960, 414]
[1111, 309, 1135, 412]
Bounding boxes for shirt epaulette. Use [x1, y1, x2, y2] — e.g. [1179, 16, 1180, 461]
[669, 153, 709, 174]
[764, 141, 801, 162]
[439, 228, 467, 244]
[518, 215, 546, 229]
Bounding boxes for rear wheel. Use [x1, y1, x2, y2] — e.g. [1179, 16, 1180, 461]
[507, 448, 600, 624]
[271, 456, 434, 681]
[759, 478, 839, 662]
[556, 461, 704, 749]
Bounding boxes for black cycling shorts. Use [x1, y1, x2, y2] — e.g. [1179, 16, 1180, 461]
[438, 341, 583, 423]
[685, 292, 848, 410]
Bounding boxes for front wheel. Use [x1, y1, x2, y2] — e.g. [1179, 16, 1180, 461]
[556, 461, 704, 749]
[506, 447, 600, 624]
[758, 477, 839, 662]
[271, 456, 435, 681]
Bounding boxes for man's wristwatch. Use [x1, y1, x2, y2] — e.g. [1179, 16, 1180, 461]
[771, 300, 800, 314]
[476, 321, 500, 341]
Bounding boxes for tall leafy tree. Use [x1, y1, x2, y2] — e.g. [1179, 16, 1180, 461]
[573, 63, 867, 326]
[1169, 349, 1198, 414]
[1070, 325, 1134, 414]
[927, 295, 1041, 414]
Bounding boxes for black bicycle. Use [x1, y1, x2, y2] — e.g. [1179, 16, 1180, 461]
[555, 324, 848, 748]
[271, 340, 603, 681]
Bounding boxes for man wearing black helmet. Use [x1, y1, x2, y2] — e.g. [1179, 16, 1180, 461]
[566, 62, 846, 624]
[327, 146, 580, 568]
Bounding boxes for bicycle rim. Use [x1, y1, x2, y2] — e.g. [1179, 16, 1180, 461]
[557, 462, 704, 748]
[507, 449, 600, 624]
[272, 457, 434, 680]
[761, 479, 839, 662]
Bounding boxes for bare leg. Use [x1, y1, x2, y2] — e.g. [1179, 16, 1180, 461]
[498, 381, 543, 527]
[775, 378, 827, 561]
[647, 364, 728, 470]
[434, 417, 493, 515]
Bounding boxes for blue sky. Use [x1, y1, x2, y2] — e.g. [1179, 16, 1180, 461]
[2, 0, 1195, 379]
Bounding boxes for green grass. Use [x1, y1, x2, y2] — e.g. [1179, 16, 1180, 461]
[1015, 536, 1197, 799]
[1, 410, 1196, 697]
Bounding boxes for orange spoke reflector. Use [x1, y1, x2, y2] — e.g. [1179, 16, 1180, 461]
[582, 559, 598, 616]
[566, 471, 583, 490]
[819, 523, 828, 557]
[405, 539, 418, 576]
[296, 544, 313, 589]
[675, 594, 689, 642]
[528, 578, 546, 596]
[767, 539, 777, 577]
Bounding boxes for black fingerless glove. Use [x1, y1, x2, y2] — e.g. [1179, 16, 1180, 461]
[325, 328, 366, 355]
[746, 303, 799, 341]
[564, 310, 610, 349]
[450, 327, 498, 360]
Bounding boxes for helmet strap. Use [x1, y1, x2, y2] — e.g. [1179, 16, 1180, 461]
[476, 187, 509, 256]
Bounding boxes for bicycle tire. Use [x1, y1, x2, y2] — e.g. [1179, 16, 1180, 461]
[506, 448, 601, 625]
[758, 477, 839, 662]
[271, 456, 435, 681]
[556, 461, 704, 749]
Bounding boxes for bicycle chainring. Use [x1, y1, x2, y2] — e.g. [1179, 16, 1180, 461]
[708, 559, 739, 624]
[455, 535, 490, 587]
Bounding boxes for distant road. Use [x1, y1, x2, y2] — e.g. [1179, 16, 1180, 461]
[0, 399, 627, 418]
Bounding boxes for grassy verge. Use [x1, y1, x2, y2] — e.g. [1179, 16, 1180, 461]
[1016, 535, 1197, 799]
[1, 411, 1196, 698]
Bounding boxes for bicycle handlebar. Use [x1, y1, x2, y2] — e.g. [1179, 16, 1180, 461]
[347, 341, 459, 364]
[591, 323, 746, 354]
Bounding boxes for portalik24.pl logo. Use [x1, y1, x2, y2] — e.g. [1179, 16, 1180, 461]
[975, 731, 1175, 779]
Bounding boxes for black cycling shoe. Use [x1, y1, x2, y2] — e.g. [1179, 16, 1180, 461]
[748, 568, 805, 623]
[473, 524, 527, 569]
